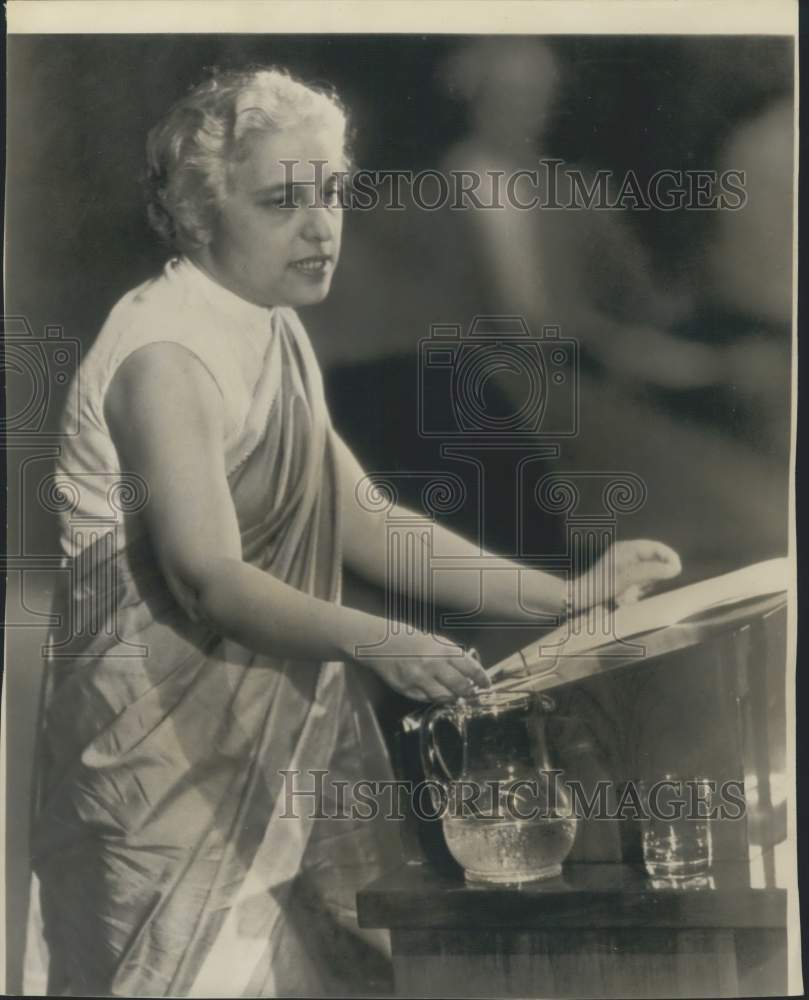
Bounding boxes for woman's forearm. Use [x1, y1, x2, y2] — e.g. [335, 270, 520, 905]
[193, 556, 388, 662]
[346, 503, 565, 620]
[427, 516, 566, 617]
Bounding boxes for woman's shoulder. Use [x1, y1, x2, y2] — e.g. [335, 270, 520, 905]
[100, 261, 246, 370]
[101, 259, 198, 340]
[82, 260, 242, 418]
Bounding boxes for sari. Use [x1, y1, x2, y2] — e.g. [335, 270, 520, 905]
[28, 296, 399, 996]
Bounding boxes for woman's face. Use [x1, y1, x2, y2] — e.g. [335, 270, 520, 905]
[194, 121, 345, 308]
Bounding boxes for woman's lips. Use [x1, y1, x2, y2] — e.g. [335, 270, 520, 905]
[289, 255, 332, 276]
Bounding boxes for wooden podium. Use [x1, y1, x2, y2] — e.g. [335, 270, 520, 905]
[358, 592, 790, 997]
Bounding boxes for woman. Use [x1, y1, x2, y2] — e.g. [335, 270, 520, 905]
[29, 66, 681, 997]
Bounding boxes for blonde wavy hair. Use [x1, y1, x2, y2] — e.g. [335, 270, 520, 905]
[145, 65, 349, 251]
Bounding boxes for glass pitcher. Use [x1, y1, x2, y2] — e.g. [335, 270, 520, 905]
[420, 689, 577, 884]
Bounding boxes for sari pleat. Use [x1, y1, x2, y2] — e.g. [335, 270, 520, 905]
[29, 309, 398, 996]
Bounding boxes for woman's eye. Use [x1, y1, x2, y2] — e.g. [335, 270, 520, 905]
[323, 184, 344, 207]
[256, 185, 342, 210]
[258, 197, 293, 210]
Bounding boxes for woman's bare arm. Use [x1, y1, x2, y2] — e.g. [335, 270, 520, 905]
[336, 433, 681, 615]
[103, 343, 488, 698]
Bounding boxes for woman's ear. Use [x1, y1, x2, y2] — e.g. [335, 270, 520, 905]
[174, 200, 213, 250]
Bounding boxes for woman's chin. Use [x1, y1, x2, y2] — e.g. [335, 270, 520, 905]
[286, 283, 333, 308]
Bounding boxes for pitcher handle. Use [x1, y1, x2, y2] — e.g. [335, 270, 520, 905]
[420, 703, 462, 786]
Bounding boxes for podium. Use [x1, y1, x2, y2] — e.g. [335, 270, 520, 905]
[359, 590, 790, 997]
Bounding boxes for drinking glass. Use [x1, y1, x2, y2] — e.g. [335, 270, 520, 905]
[638, 776, 716, 889]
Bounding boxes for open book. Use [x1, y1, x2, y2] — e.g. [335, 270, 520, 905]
[486, 557, 790, 686]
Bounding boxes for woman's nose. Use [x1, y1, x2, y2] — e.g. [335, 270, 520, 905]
[301, 205, 337, 243]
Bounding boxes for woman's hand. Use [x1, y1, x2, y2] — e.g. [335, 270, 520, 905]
[578, 539, 682, 610]
[359, 630, 491, 703]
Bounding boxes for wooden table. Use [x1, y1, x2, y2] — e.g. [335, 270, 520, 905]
[357, 861, 787, 998]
